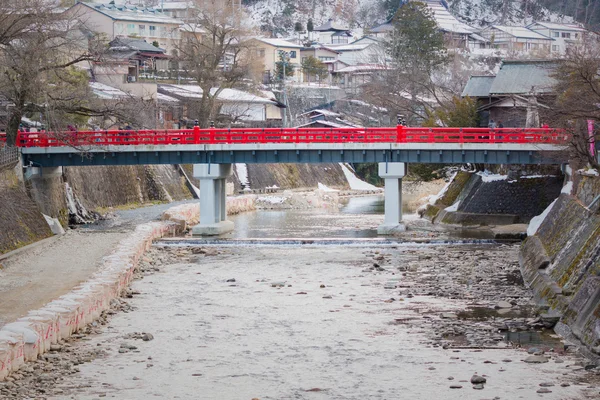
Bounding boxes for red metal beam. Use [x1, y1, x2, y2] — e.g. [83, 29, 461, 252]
[8, 126, 571, 148]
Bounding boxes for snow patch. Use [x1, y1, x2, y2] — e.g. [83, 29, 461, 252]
[257, 196, 285, 204]
[578, 168, 599, 177]
[445, 200, 461, 212]
[236, 163, 249, 188]
[527, 199, 557, 237]
[477, 170, 508, 182]
[339, 163, 379, 191]
[430, 172, 458, 205]
[318, 183, 338, 192]
[561, 181, 573, 195]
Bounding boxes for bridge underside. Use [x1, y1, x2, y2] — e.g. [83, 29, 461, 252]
[22, 144, 566, 167]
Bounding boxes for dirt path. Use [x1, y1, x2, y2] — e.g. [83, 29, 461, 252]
[0, 230, 128, 327]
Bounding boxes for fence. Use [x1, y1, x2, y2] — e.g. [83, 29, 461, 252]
[0, 145, 19, 172]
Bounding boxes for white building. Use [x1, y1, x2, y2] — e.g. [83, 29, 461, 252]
[68, 2, 183, 53]
[328, 37, 386, 66]
[313, 19, 353, 45]
[479, 25, 554, 55]
[527, 22, 587, 55]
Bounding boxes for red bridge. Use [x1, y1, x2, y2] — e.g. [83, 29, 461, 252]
[2, 126, 570, 167]
[2, 126, 569, 147]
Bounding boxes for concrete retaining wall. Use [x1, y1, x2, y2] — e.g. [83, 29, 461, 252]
[0, 169, 53, 255]
[0, 195, 255, 381]
[519, 175, 600, 360]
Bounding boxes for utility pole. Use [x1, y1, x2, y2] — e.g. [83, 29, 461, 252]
[283, 57, 287, 128]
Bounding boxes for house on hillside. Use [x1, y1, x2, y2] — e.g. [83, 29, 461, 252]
[247, 38, 303, 83]
[479, 25, 553, 55]
[106, 38, 170, 82]
[313, 19, 353, 45]
[157, 84, 284, 126]
[461, 60, 557, 127]
[527, 22, 588, 55]
[369, 0, 474, 48]
[68, 1, 183, 53]
[328, 37, 386, 66]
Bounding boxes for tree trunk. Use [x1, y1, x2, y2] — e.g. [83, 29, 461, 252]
[6, 104, 24, 146]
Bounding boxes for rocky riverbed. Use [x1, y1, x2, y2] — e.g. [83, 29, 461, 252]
[3, 241, 599, 399]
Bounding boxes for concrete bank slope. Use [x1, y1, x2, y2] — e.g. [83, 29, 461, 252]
[519, 174, 600, 361]
[0, 197, 254, 381]
[423, 170, 562, 226]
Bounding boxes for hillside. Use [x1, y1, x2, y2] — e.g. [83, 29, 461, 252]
[242, 0, 595, 36]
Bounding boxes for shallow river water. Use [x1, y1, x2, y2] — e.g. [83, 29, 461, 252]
[44, 197, 600, 400]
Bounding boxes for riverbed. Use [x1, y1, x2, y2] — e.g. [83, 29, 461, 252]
[4, 196, 600, 399]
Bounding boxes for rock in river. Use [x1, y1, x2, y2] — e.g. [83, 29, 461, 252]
[470, 375, 487, 384]
[524, 355, 549, 364]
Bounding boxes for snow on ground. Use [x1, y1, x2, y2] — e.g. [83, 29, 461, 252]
[521, 175, 557, 179]
[477, 170, 508, 182]
[561, 181, 573, 195]
[429, 172, 458, 204]
[527, 199, 557, 236]
[236, 163, 250, 188]
[318, 183, 339, 192]
[257, 196, 286, 204]
[578, 168, 599, 177]
[339, 163, 380, 191]
[445, 200, 461, 212]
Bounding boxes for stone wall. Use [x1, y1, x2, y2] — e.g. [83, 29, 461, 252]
[0, 169, 52, 255]
[519, 175, 600, 359]
[424, 171, 563, 225]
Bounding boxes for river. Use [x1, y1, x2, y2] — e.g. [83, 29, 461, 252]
[35, 196, 600, 399]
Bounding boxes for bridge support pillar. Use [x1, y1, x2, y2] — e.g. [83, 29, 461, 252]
[191, 164, 234, 236]
[377, 163, 406, 235]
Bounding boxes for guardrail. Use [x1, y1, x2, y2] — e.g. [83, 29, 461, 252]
[8, 126, 571, 148]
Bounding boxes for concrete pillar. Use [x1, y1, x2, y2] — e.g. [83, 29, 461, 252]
[192, 164, 234, 236]
[24, 166, 63, 181]
[377, 163, 406, 235]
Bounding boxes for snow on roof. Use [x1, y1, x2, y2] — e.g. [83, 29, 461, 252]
[335, 64, 389, 73]
[528, 21, 586, 32]
[253, 38, 303, 49]
[157, 92, 180, 103]
[80, 2, 183, 25]
[158, 1, 194, 10]
[490, 25, 553, 40]
[424, 0, 475, 34]
[326, 43, 371, 52]
[370, 22, 394, 33]
[158, 85, 277, 104]
[295, 120, 357, 128]
[299, 109, 342, 118]
[109, 37, 166, 53]
[90, 82, 129, 99]
[313, 19, 349, 32]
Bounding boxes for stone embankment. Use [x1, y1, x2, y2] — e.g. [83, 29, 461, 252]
[519, 173, 600, 361]
[0, 197, 255, 384]
[422, 170, 562, 227]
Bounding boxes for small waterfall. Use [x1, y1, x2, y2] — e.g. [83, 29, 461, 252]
[64, 182, 96, 224]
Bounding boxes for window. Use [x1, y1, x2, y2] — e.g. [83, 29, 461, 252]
[139, 25, 146, 36]
[332, 36, 349, 44]
[553, 31, 559, 37]
[562, 32, 571, 38]
[160, 26, 168, 38]
[289, 50, 297, 58]
[149, 26, 157, 37]
[318, 56, 334, 61]
[127, 24, 135, 34]
[552, 45, 559, 52]
[575, 33, 579, 39]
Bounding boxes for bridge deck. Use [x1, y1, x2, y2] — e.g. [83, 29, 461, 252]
[10, 127, 570, 166]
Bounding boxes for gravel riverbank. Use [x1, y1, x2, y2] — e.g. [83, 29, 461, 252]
[4, 242, 597, 399]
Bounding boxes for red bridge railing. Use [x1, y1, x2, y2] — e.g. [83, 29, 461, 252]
[8, 126, 570, 148]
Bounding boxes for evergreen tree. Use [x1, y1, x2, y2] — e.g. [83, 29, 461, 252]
[275, 52, 295, 80]
[307, 19, 314, 32]
[294, 21, 303, 32]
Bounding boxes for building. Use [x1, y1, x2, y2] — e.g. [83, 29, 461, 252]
[479, 25, 553, 55]
[313, 19, 353, 45]
[328, 37, 386, 66]
[369, 0, 474, 48]
[527, 22, 587, 55]
[247, 38, 303, 82]
[68, 1, 184, 53]
[157, 84, 283, 126]
[106, 37, 171, 82]
[462, 60, 557, 127]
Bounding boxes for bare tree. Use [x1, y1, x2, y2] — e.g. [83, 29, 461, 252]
[0, 2, 104, 145]
[550, 39, 600, 169]
[176, 0, 261, 128]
